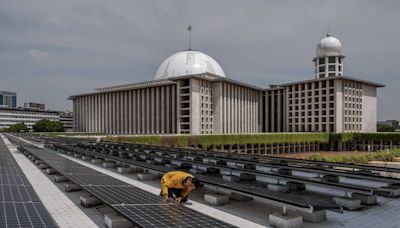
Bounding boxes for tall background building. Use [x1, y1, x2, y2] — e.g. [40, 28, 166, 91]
[0, 91, 17, 109]
[24, 102, 45, 111]
[70, 35, 384, 134]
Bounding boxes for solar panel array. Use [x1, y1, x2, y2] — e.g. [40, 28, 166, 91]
[0, 137, 57, 228]
[14, 141, 236, 228]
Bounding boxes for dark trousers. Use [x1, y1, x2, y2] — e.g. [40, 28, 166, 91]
[168, 188, 188, 202]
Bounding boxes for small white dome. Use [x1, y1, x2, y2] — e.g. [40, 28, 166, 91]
[155, 50, 226, 79]
[316, 35, 342, 57]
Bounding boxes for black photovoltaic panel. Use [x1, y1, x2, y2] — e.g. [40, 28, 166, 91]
[64, 174, 130, 186]
[114, 204, 236, 228]
[0, 202, 57, 228]
[83, 186, 164, 205]
[50, 166, 100, 175]
[0, 174, 30, 186]
[0, 137, 58, 228]
[0, 166, 24, 175]
[0, 185, 40, 203]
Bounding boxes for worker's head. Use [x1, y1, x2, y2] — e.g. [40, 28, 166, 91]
[183, 177, 202, 189]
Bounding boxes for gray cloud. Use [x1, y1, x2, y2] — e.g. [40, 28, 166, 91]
[0, 0, 399, 120]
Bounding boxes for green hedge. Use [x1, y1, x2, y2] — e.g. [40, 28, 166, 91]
[329, 133, 400, 143]
[306, 148, 400, 164]
[105, 133, 329, 148]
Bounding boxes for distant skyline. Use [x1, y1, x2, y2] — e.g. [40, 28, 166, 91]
[1, 0, 399, 120]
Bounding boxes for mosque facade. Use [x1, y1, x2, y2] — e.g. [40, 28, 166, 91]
[70, 35, 384, 134]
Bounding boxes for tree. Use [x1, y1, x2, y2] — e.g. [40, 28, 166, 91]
[33, 119, 65, 132]
[377, 123, 396, 132]
[6, 122, 29, 132]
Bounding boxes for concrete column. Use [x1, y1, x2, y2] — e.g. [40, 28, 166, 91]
[117, 92, 121, 134]
[166, 86, 170, 133]
[271, 90, 275, 132]
[222, 83, 227, 133]
[155, 87, 160, 134]
[190, 79, 201, 134]
[123, 91, 129, 134]
[277, 90, 281, 132]
[128, 90, 132, 134]
[101, 94, 105, 133]
[161, 87, 165, 133]
[171, 85, 176, 133]
[146, 88, 150, 134]
[150, 87, 155, 134]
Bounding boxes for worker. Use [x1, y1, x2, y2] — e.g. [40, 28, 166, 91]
[160, 171, 202, 204]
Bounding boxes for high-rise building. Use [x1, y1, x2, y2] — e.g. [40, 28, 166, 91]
[70, 35, 384, 134]
[0, 91, 17, 109]
[24, 102, 46, 111]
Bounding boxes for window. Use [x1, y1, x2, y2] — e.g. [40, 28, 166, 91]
[329, 56, 336, 63]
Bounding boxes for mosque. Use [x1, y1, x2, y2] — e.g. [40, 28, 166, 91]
[69, 34, 384, 135]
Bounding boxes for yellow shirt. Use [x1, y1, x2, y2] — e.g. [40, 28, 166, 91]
[160, 171, 194, 198]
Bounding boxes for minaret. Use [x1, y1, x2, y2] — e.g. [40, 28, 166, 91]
[313, 34, 345, 79]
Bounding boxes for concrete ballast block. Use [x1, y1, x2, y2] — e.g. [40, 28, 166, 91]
[91, 159, 103, 164]
[104, 213, 133, 228]
[54, 175, 68, 182]
[64, 184, 82, 192]
[204, 193, 229, 206]
[351, 193, 378, 205]
[82, 156, 92, 161]
[137, 173, 155, 181]
[103, 162, 116, 168]
[80, 195, 102, 208]
[269, 212, 303, 228]
[46, 168, 58, 175]
[333, 197, 361, 211]
[222, 175, 240, 183]
[375, 185, 400, 197]
[117, 167, 132, 174]
[189, 168, 206, 175]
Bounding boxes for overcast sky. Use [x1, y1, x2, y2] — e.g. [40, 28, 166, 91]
[1, 0, 399, 120]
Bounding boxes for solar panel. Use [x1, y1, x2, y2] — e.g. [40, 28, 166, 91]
[64, 174, 130, 186]
[0, 185, 40, 202]
[0, 174, 30, 186]
[114, 204, 236, 228]
[0, 202, 57, 228]
[0, 137, 59, 228]
[83, 186, 164, 205]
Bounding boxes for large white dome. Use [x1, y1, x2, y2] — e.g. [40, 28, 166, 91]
[316, 35, 343, 58]
[155, 50, 226, 79]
